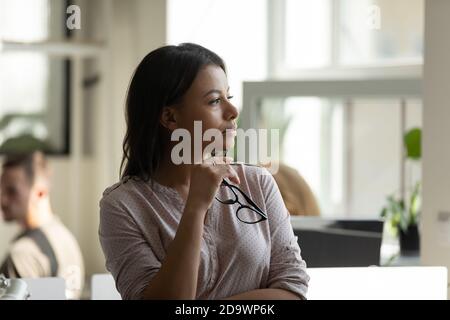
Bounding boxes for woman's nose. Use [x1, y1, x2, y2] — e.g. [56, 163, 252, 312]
[224, 99, 239, 120]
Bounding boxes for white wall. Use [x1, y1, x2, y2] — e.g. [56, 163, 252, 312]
[422, 0, 450, 295]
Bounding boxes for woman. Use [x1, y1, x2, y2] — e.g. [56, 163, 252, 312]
[99, 43, 309, 300]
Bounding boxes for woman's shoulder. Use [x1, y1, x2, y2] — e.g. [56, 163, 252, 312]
[231, 162, 274, 187]
[99, 176, 148, 207]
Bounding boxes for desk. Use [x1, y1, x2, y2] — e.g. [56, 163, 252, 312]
[307, 266, 447, 300]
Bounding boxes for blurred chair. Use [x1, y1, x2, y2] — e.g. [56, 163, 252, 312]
[307, 266, 448, 300]
[271, 163, 320, 216]
[291, 216, 384, 267]
[91, 273, 121, 300]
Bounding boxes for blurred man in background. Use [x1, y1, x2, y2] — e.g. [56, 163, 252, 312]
[0, 151, 84, 299]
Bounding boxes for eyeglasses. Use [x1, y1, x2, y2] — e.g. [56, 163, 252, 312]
[215, 178, 268, 224]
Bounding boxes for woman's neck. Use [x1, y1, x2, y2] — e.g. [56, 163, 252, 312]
[153, 151, 192, 200]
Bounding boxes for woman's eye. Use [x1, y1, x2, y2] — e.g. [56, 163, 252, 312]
[209, 95, 233, 105]
[209, 98, 221, 105]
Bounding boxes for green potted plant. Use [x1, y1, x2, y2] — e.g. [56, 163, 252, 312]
[380, 127, 421, 255]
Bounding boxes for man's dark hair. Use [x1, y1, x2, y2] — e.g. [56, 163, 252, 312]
[120, 43, 226, 181]
[2, 151, 47, 185]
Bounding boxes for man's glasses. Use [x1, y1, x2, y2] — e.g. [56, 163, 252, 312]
[215, 178, 268, 224]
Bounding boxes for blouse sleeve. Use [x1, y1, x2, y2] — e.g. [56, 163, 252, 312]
[99, 196, 161, 300]
[259, 169, 310, 299]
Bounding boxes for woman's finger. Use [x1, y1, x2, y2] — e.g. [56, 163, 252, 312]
[203, 156, 240, 184]
[224, 165, 240, 185]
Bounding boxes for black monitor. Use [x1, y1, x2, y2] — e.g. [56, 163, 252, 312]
[291, 217, 384, 268]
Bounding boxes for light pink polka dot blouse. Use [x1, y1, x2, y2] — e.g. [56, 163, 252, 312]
[99, 164, 309, 300]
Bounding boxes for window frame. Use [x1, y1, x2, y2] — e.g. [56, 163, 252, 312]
[0, 0, 103, 156]
[267, 0, 423, 79]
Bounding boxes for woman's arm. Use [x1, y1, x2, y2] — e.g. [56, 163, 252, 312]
[100, 195, 207, 300]
[260, 169, 310, 299]
[141, 158, 240, 300]
[225, 288, 301, 300]
[140, 201, 206, 299]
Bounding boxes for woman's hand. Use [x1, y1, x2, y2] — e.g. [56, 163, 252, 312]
[141, 157, 240, 299]
[185, 156, 240, 213]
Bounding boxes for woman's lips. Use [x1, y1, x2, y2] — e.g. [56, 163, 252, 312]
[223, 128, 237, 136]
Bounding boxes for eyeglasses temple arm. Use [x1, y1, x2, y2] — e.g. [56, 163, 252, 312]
[223, 180, 267, 219]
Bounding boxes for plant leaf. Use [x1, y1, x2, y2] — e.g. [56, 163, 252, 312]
[409, 182, 421, 225]
[404, 128, 421, 160]
[380, 207, 387, 218]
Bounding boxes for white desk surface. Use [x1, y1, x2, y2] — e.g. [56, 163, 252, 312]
[307, 266, 448, 300]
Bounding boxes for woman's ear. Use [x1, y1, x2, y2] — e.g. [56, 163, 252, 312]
[159, 106, 178, 131]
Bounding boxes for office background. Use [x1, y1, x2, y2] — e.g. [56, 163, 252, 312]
[1, 0, 449, 298]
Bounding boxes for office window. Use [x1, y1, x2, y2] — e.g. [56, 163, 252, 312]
[0, 0, 49, 42]
[339, 0, 423, 66]
[272, 0, 424, 75]
[167, 0, 267, 109]
[257, 0, 424, 218]
[284, 0, 331, 69]
[0, 53, 69, 153]
[0, 0, 70, 154]
[258, 97, 422, 218]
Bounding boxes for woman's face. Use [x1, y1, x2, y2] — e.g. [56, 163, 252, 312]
[168, 64, 239, 160]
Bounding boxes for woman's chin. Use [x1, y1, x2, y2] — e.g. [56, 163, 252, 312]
[224, 138, 235, 151]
